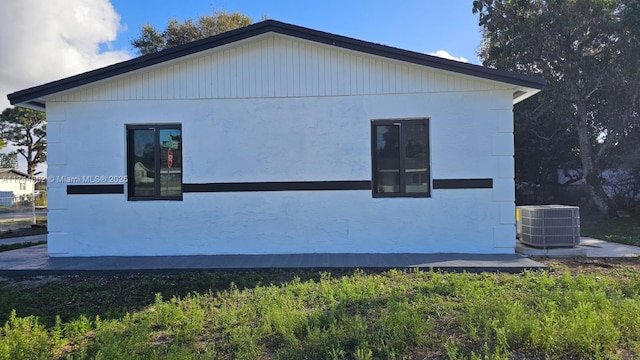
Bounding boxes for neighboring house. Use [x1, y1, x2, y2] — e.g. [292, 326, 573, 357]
[0, 168, 35, 206]
[8, 20, 544, 257]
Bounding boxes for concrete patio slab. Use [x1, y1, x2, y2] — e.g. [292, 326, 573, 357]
[516, 237, 640, 258]
[0, 235, 546, 275]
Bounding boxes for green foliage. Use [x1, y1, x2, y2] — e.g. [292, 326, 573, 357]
[0, 241, 47, 253]
[455, 270, 628, 358]
[0, 152, 17, 169]
[131, 10, 253, 55]
[34, 191, 46, 207]
[0, 107, 46, 177]
[0, 310, 51, 359]
[0, 222, 47, 238]
[2, 267, 640, 358]
[473, 0, 640, 214]
[131, 24, 165, 55]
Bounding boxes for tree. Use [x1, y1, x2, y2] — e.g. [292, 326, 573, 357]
[131, 10, 253, 55]
[0, 108, 46, 177]
[473, 0, 640, 215]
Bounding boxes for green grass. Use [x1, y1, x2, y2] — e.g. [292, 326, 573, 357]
[2, 266, 640, 359]
[0, 241, 47, 253]
[0, 214, 635, 359]
[581, 214, 640, 247]
[0, 226, 47, 240]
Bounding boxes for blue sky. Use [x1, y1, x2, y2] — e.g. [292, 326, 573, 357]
[109, 0, 483, 63]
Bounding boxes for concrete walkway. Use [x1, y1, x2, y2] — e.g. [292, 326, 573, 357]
[6, 234, 640, 275]
[0, 234, 546, 274]
[516, 236, 640, 258]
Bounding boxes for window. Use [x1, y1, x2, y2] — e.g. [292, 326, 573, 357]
[127, 124, 182, 200]
[371, 118, 430, 197]
[19, 182, 26, 191]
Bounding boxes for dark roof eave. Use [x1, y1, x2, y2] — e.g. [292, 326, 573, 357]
[25, 101, 45, 111]
[276, 22, 544, 89]
[7, 20, 545, 106]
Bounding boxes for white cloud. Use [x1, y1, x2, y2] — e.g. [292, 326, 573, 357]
[0, 0, 131, 109]
[428, 50, 468, 63]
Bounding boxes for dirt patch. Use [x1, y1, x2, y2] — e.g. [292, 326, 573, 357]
[533, 256, 640, 276]
[0, 275, 62, 289]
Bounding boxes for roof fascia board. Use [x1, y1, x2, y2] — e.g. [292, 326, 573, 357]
[272, 22, 545, 89]
[278, 32, 540, 96]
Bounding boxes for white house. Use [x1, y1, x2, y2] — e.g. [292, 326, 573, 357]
[0, 168, 36, 206]
[8, 20, 543, 257]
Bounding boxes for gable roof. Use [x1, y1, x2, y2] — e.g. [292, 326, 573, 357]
[7, 20, 545, 110]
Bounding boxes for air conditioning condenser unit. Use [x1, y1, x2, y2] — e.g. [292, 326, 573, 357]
[517, 205, 580, 248]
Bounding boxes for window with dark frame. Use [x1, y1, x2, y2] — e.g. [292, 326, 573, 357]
[126, 124, 182, 201]
[371, 118, 430, 197]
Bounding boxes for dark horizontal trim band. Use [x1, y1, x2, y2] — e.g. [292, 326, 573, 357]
[67, 184, 125, 194]
[183, 180, 372, 193]
[432, 178, 493, 189]
[66, 179, 491, 195]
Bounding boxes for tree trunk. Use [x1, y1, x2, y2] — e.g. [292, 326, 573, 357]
[572, 93, 611, 215]
[19, 145, 37, 178]
[28, 161, 37, 178]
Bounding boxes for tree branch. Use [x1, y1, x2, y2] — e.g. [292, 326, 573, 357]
[529, 102, 550, 121]
[32, 136, 45, 147]
[530, 126, 562, 141]
[585, 82, 601, 100]
[16, 150, 28, 161]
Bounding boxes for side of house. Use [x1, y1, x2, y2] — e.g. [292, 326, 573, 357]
[8, 21, 544, 257]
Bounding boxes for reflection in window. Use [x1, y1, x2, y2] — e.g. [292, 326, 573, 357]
[404, 122, 429, 194]
[371, 119, 430, 197]
[127, 124, 182, 200]
[375, 125, 400, 193]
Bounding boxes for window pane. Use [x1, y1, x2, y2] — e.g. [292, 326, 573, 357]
[159, 128, 182, 197]
[375, 125, 400, 193]
[132, 129, 156, 197]
[404, 123, 429, 193]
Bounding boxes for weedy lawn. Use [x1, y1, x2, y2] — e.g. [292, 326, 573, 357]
[2, 261, 640, 359]
[1, 214, 639, 359]
[581, 214, 640, 247]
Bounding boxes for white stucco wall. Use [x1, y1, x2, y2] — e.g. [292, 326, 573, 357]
[45, 89, 515, 256]
[42, 33, 519, 257]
